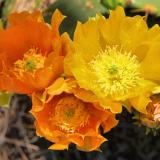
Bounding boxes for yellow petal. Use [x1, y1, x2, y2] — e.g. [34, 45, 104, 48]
[152, 86, 160, 94]
[74, 21, 101, 61]
[100, 99, 122, 113]
[141, 43, 160, 81]
[99, 6, 125, 45]
[120, 16, 148, 57]
[148, 24, 160, 41]
[122, 100, 132, 113]
[130, 94, 151, 114]
[46, 78, 67, 96]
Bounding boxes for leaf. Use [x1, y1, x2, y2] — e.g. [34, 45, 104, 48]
[132, 0, 160, 15]
[44, 0, 106, 37]
[101, 0, 125, 10]
[0, 92, 12, 107]
[0, 19, 3, 30]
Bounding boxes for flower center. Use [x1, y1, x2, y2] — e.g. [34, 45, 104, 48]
[14, 48, 46, 75]
[54, 96, 89, 133]
[90, 46, 141, 100]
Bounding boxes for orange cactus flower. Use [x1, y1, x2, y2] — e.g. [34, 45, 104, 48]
[139, 94, 160, 129]
[31, 78, 118, 151]
[0, 10, 71, 94]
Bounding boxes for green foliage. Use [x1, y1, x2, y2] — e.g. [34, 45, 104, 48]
[1, 0, 15, 20]
[132, 0, 160, 15]
[0, 19, 3, 29]
[145, 127, 160, 136]
[101, 0, 125, 9]
[0, 92, 12, 107]
[44, 0, 106, 37]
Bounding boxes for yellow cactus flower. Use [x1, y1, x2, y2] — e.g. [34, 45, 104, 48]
[64, 7, 160, 113]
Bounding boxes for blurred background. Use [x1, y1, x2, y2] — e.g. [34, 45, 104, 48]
[0, 0, 160, 160]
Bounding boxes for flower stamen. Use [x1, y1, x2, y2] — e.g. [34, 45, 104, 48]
[89, 46, 142, 100]
[54, 96, 89, 133]
[14, 48, 46, 75]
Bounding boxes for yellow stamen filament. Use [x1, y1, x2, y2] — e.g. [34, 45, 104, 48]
[54, 96, 89, 133]
[90, 46, 142, 100]
[14, 48, 46, 75]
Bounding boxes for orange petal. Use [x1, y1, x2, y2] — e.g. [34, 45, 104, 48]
[0, 20, 52, 64]
[8, 11, 44, 26]
[72, 87, 99, 103]
[0, 72, 34, 94]
[35, 57, 63, 89]
[51, 9, 65, 36]
[46, 78, 69, 96]
[49, 143, 69, 150]
[78, 134, 107, 152]
[60, 32, 72, 56]
[102, 114, 118, 133]
[79, 104, 109, 133]
[31, 92, 44, 113]
[67, 134, 84, 147]
[51, 9, 66, 54]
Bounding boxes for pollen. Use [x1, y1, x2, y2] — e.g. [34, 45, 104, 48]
[54, 96, 89, 133]
[14, 48, 46, 75]
[89, 46, 142, 100]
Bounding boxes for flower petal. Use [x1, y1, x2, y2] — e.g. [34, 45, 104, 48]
[130, 94, 151, 114]
[77, 134, 107, 152]
[141, 43, 160, 81]
[102, 113, 118, 133]
[49, 143, 69, 150]
[8, 11, 44, 26]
